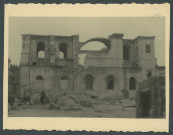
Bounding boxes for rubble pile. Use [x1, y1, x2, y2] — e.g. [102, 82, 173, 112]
[9, 92, 136, 117]
[49, 93, 97, 111]
[48, 92, 136, 114]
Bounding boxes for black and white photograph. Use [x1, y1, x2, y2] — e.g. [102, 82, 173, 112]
[8, 17, 166, 118]
[3, 4, 170, 132]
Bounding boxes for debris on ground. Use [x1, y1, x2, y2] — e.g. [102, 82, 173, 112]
[47, 92, 136, 113]
[9, 92, 136, 118]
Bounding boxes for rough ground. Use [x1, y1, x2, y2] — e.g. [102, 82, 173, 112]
[8, 93, 136, 118]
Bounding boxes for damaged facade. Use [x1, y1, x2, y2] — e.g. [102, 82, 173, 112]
[8, 60, 20, 98]
[20, 33, 165, 102]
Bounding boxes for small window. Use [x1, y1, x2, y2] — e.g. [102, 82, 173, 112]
[85, 74, 94, 89]
[123, 45, 130, 60]
[129, 77, 136, 90]
[36, 75, 43, 80]
[32, 62, 37, 65]
[147, 70, 152, 78]
[145, 45, 151, 53]
[107, 75, 114, 89]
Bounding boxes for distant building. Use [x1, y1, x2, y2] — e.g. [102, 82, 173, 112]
[8, 63, 20, 98]
[19, 33, 165, 102]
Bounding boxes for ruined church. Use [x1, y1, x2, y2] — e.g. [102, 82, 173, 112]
[20, 33, 165, 102]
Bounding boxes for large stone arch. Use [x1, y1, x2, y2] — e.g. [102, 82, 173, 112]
[80, 37, 111, 50]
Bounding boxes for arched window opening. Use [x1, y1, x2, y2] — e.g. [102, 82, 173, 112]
[107, 75, 114, 89]
[59, 43, 68, 59]
[85, 74, 94, 89]
[123, 45, 130, 60]
[36, 75, 43, 80]
[60, 76, 68, 89]
[37, 42, 45, 58]
[129, 77, 136, 90]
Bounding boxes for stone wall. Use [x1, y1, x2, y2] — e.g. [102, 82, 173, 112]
[136, 76, 165, 118]
[84, 34, 123, 68]
[20, 66, 75, 102]
[19, 33, 165, 103]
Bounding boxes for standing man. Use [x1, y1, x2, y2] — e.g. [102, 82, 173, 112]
[40, 90, 46, 106]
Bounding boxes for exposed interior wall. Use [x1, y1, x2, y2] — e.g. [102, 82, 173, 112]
[83, 34, 124, 67]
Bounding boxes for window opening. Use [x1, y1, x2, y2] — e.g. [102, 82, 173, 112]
[145, 45, 151, 53]
[59, 43, 68, 59]
[36, 75, 43, 80]
[147, 70, 152, 78]
[85, 75, 94, 89]
[107, 75, 114, 89]
[123, 45, 130, 60]
[129, 77, 136, 90]
[37, 42, 45, 58]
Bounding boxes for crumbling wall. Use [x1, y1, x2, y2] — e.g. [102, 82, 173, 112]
[135, 37, 157, 68]
[20, 66, 75, 103]
[136, 76, 165, 118]
[83, 34, 124, 68]
[19, 33, 164, 104]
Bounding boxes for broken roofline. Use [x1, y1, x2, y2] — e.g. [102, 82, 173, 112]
[21, 33, 155, 41]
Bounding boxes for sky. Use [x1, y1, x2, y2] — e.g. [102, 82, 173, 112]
[9, 17, 165, 66]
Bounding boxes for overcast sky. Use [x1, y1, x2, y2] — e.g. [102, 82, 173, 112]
[9, 17, 165, 66]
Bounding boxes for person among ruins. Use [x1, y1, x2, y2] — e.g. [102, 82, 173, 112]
[40, 90, 46, 106]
